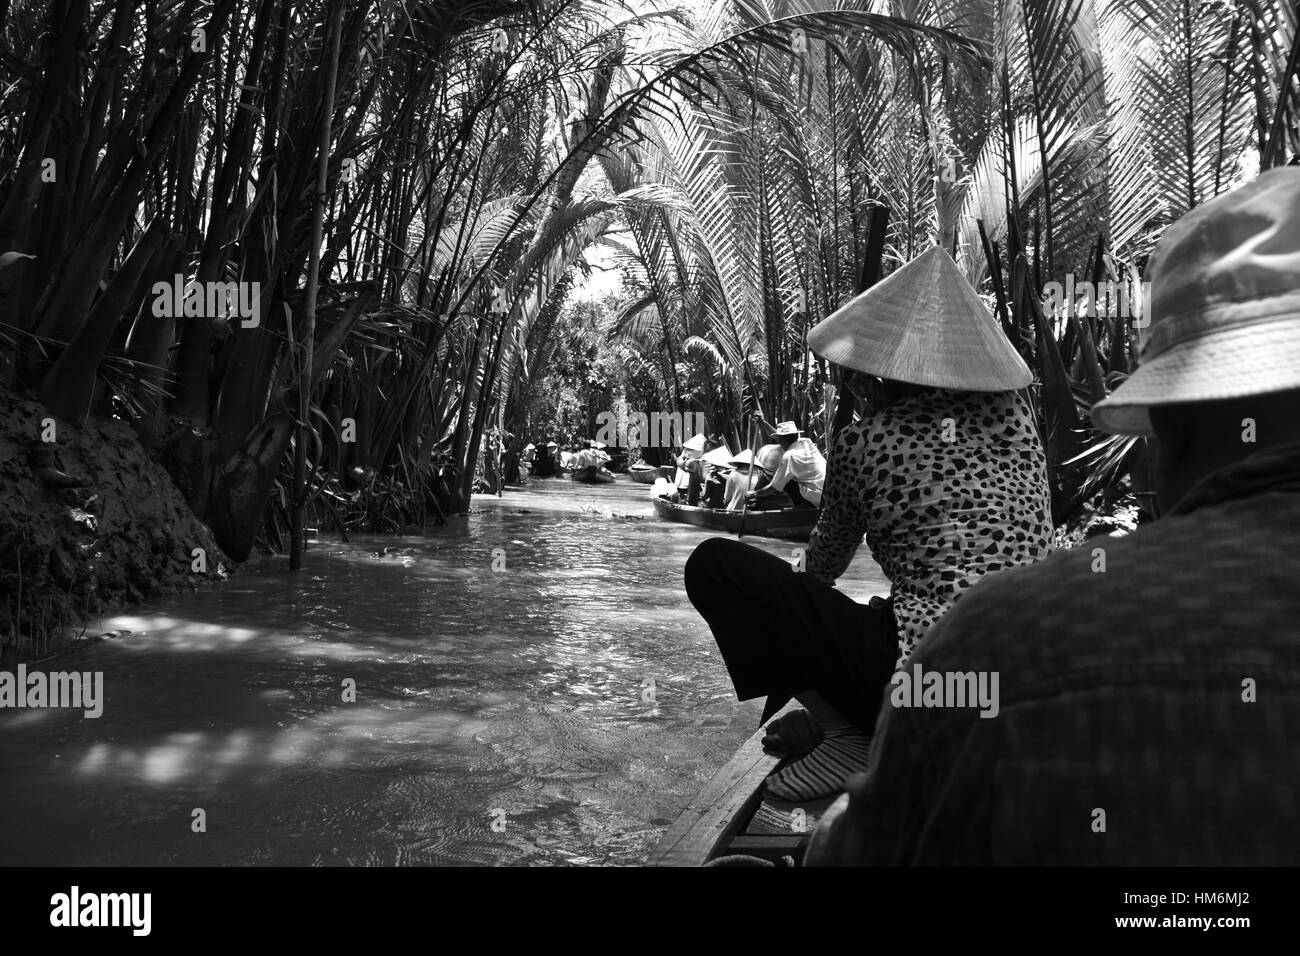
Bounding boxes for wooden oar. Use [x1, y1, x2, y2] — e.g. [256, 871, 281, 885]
[737, 419, 757, 538]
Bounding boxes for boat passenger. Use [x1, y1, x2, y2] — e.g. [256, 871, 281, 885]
[673, 432, 706, 492]
[650, 475, 679, 501]
[699, 445, 734, 509]
[745, 420, 825, 509]
[574, 441, 615, 481]
[573, 441, 598, 470]
[722, 446, 782, 511]
[686, 245, 1053, 801]
[808, 167, 1300, 866]
[675, 433, 711, 505]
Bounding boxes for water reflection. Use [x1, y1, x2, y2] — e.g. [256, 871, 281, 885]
[0, 477, 888, 865]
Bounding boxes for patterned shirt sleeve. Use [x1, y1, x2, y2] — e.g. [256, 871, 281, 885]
[807, 426, 870, 583]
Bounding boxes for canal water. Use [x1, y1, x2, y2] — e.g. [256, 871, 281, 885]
[0, 478, 889, 866]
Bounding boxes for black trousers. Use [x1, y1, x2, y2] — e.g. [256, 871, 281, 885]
[702, 473, 727, 509]
[684, 537, 899, 732]
[785, 484, 814, 508]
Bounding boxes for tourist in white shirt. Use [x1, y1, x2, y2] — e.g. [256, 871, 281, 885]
[673, 432, 706, 489]
[746, 421, 825, 509]
[574, 441, 610, 470]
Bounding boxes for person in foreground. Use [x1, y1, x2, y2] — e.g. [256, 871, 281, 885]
[805, 166, 1300, 866]
[685, 246, 1053, 801]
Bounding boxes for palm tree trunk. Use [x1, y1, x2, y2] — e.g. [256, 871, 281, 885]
[291, 0, 344, 570]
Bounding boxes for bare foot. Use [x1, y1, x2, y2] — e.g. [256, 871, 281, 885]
[760, 708, 824, 755]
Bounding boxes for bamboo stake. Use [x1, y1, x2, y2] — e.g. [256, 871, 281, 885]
[292, 4, 344, 571]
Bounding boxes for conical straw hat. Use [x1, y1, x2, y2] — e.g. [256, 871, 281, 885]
[727, 449, 755, 468]
[807, 246, 1032, 391]
[702, 445, 734, 468]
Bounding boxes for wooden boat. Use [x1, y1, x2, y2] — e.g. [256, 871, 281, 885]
[628, 463, 664, 484]
[651, 496, 814, 540]
[572, 464, 617, 484]
[647, 709, 836, 866]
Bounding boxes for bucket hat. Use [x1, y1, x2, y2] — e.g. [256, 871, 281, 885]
[1092, 167, 1300, 435]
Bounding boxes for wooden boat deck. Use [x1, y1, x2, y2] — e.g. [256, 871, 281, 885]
[647, 709, 835, 866]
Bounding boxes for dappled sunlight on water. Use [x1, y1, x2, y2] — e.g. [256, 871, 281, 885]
[0, 477, 889, 866]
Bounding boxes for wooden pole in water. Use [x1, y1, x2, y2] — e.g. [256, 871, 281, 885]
[291, 4, 344, 571]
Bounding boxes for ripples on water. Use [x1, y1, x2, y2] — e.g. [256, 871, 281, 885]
[0, 478, 889, 866]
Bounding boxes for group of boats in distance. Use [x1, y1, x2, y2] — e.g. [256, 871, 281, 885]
[532, 460, 815, 540]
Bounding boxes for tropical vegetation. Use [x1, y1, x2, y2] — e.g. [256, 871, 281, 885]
[1, 0, 1296, 567]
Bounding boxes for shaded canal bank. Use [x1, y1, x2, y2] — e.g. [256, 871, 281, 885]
[0, 478, 888, 866]
[0, 385, 231, 663]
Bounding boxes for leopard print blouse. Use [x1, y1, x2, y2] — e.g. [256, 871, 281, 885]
[807, 389, 1054, 664]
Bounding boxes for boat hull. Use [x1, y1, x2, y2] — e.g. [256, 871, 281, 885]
[628, 465, 662, 484]
[572, 465, 616, 484]
[651, 496, 814, 540]
[647, 704, 835, 865]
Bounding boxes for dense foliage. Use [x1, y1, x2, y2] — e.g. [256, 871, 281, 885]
[1, 0, 1295, 561]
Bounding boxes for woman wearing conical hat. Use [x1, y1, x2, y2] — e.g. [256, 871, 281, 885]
[721, 445, 784, 511]
[685, 246, 1054, 801]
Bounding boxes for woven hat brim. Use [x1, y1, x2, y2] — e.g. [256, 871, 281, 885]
[807, 246, 1032, 391]
[702, 446, 735, 468]
[1091, 318, 1300, 435]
